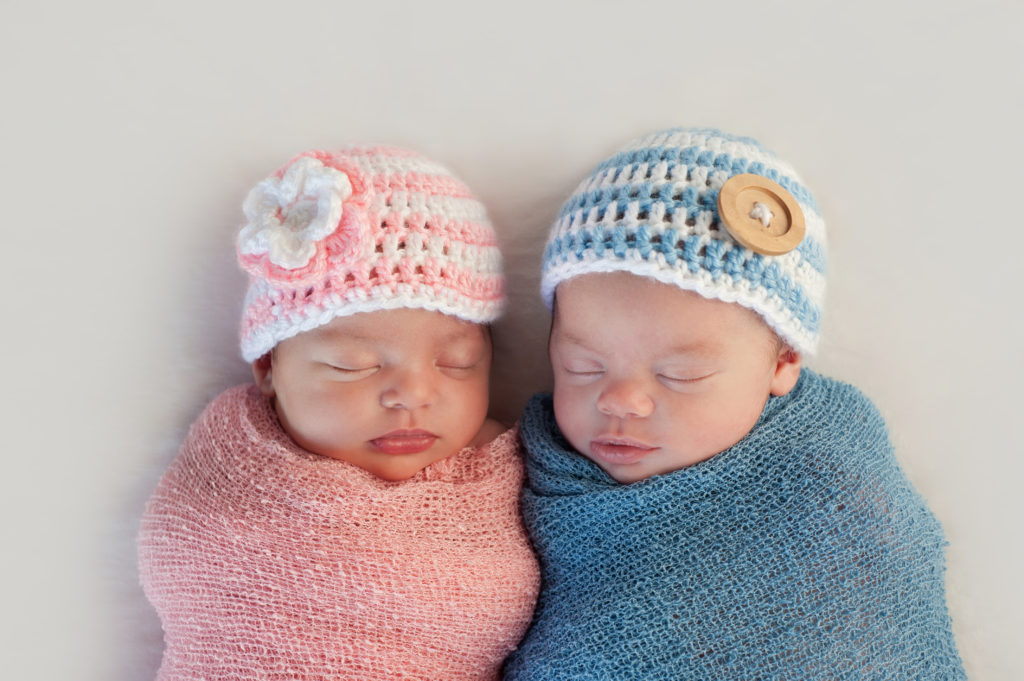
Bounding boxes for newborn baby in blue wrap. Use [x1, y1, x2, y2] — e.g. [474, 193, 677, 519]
[503, 128, 965, 680]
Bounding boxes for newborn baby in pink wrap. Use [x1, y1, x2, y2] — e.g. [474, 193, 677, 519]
[138, 147, 540, 680]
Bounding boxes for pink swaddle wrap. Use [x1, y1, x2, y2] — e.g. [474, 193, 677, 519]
[138, 385, 540, 680]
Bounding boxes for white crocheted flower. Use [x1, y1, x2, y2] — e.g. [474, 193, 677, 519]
[239, 156, 354, 270]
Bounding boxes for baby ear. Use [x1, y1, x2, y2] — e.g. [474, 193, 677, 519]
[769, 346, 802, 396]
[251, 352, 276, 397]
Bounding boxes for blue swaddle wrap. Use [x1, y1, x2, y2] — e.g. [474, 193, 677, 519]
[504, 369, 964, 680]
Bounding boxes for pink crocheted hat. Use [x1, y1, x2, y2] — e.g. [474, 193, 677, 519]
[237, 147, 505, 362]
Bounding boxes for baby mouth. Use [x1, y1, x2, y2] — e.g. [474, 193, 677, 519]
[590, 437, 658, 465]
[371, 430, 439, 455]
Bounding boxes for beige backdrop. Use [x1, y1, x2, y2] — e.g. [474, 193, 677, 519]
[2, 1, 1022, 678]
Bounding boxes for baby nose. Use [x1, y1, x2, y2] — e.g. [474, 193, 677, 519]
[380, 367, 434, 410]
[596, 378, 654, 419]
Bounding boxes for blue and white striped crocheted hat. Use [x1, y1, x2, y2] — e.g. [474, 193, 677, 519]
[541, 127, 827, 355]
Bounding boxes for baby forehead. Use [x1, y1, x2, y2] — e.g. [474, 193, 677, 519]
[551, 272, 776, 347]
[553, 272, 717, 319]
[303, 308, 489, 345]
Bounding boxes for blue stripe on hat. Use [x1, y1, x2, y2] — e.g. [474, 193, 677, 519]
[556, 178, 826, 274]
[551, 208, 826, 277]
[543, 230, 822, 335]
[562, 155, 819, 218]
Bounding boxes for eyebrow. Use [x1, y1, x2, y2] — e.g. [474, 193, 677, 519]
[312, 322, 484, 346]
[307, 325, 369, 343]
[550, 328, 599, 352]
[552, 328, 718, 357]
[663, 340, 719, 356]
[434, 326, 486, 345]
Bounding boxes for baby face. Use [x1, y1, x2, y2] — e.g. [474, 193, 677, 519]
[549, 272, 800, 483]
[256, 308, 494, 481]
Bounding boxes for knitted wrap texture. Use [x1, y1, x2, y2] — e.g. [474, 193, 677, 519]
[238, 146, 505, 362]
[504, 370, 965, 680]
[541, 127, 826, 355]
[138, 385, 540, 680]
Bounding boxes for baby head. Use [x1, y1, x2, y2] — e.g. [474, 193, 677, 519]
[542, 128, 826, 483]
[237, 147, 504, 481]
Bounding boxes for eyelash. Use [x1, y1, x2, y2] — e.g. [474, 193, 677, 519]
[563, 365, 604, 377]
[329, 365, 378, 375]
[437, 363, 475, 372]
[331, 366, 479, 379]
[658, 373, 710, 385]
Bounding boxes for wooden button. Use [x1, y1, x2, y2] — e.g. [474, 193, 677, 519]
[717, 174, 805, 256]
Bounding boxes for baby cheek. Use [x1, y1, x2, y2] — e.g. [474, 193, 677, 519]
[457, 378, 490, 416]
[297, 384, 368, 427]
[695, 398, 764, 451]
[552, 387, 593, 447]
[438, 368, 486, 408]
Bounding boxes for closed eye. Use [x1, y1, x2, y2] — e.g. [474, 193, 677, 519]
[658, 372, 713, 385]
[436, 352, 483, 372]
[327, 364, 379, 379]
[437, 361, 478, 372]
[555, 350, 604, 378]
[561, 362, 605, 377]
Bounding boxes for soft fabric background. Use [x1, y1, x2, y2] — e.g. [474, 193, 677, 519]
[2, 1, 1020, 679]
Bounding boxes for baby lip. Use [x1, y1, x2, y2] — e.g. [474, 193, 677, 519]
[593, 436, 655, 449]
[378, 428, 437, 438]
[371, 429, 439, 455]
[589, 436, 658, 465]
